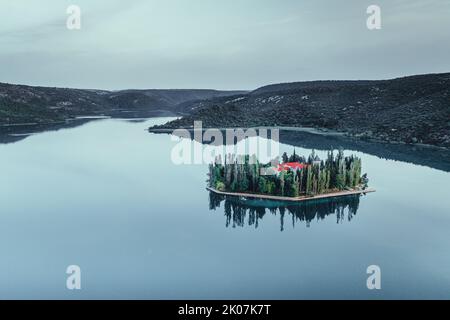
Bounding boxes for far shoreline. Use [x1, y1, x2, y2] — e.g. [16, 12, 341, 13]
[149, 125, 345, 136]
[149, 126, 449, 151]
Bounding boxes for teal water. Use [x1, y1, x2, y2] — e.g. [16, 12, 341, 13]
[0, 118, 449, 299]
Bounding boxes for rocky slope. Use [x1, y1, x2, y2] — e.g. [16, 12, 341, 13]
[0, 82, 245, 126]
[150, 73, 450, 148]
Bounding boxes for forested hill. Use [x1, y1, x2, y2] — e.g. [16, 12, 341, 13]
[0, 82, 245, 125]
[150, 73, 450, 148]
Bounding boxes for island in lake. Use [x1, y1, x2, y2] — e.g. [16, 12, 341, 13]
[208, 150, 374, 202]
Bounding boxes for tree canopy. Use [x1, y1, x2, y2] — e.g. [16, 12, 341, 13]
[208, 149, 368, 197]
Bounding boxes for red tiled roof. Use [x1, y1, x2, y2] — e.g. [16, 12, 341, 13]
[276, 162, 308, 172]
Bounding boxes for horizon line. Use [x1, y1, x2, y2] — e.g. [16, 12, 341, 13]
[1, 71, 449, 93]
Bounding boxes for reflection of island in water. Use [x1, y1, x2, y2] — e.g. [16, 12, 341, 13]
[209, 191, 361, 231]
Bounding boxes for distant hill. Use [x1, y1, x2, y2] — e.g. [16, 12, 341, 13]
[150, 73, 450, 148]
[0, 82, 245, 126]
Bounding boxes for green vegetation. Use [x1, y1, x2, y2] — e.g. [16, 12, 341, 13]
[152, 72, 450, 148]
[0, 82, 245, 126]
[208, 150, 368, 198]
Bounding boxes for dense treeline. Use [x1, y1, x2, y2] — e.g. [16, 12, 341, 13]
[208, 150, 368, 197]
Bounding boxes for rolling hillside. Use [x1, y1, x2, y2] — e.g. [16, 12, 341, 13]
[0, 82, 245, 125]
[150, 73, 450, 148]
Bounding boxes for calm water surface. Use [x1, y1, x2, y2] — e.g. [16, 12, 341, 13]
[0, 118, 449, 299]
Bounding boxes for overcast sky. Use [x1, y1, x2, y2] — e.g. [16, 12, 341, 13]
[1, 0, 449, 90]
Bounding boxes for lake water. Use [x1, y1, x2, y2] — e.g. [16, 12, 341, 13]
[0, 117, 449, 299]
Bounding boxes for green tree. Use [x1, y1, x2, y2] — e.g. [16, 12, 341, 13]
[361, 174, 369, 190]
[216, 181, 226, 191]
[258, 177, 267, 194]
[282, 152, 289, 163]
[306, 166, 313, 195]
[280, 171, 286, 196]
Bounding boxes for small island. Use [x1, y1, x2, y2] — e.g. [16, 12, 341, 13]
[208, 150, 374, 202]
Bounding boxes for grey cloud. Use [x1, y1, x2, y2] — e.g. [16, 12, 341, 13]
[0, 0, 449, 90]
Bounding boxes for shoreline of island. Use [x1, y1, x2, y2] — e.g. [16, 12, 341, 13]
[207, 186, 376, 203]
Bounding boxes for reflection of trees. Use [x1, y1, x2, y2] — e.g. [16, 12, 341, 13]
[209, 192, 361, 231]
